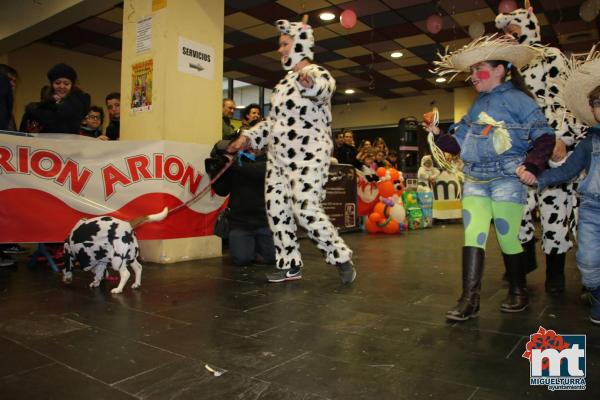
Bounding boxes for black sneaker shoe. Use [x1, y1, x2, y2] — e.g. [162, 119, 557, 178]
[266, 268, 302, 283]
[336, 261, 356, 284]
[3, 244, 27, 254]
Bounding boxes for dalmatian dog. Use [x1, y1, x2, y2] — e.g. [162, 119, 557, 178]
[496, 7, 587, 288]
[62, 207, 167, 293]
[235, 18, 353, 275]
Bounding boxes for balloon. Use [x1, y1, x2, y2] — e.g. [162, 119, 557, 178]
[389, 203, 406, 223]
[498, 0, 518, 14]
[426, 14, 443, 34]
[376, 167, 387, 177]
[389, 169, 400, 181]
[580, 0, 599, 22]
[379, 181, 396, 198]
[468, 21, 485, 39]
[365, 219, 379, 233]
[368, 212, 383, 223]
[382, 219, 400, 234]
[340, 9, 357, 29]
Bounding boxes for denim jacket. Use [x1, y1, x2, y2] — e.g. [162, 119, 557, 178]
[449, 82, 554, 178]
[538, 126, 600, 200]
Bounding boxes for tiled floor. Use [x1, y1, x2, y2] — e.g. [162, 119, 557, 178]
[0, 224, 598, 399]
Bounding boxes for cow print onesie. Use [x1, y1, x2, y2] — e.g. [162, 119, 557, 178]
[496, 9, 586, 256]
[241, 19, 352, 271]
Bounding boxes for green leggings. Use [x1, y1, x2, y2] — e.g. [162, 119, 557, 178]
[463, 196, 524, 254]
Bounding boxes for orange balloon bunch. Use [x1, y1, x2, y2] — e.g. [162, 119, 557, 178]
[364, 168, 406, 234]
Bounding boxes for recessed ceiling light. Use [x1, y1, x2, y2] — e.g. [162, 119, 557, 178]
[319, 12, 336, 21]
[345, 89, 355, 94]
[236, 105, 245, 109]
[390, 51, 403, 58]
[435, 77, 447, 83]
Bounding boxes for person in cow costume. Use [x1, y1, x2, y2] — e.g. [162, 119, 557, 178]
[228, 16, 356, 284]
[495, 4, 586, 293]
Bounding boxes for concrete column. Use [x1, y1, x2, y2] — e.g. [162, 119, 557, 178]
[120, 0, 224, 262]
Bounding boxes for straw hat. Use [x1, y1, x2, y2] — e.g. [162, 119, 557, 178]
[559, 47, 600, 127]
[432, 34, 541, 82]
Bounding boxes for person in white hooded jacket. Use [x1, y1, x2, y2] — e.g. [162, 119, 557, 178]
[228, 17, 355, 284]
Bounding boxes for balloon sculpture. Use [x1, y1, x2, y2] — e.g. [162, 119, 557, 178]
[365, 167, 406, 234]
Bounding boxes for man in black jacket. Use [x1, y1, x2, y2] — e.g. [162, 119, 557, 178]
[206, 137, 275, 266]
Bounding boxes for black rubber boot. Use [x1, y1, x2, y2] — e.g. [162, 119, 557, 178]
[447, 247, 485, 322]
[503, 238, 537, 281]
[523, 238, 538, 274]
[545, 253, 566, 294]
[500, 252, 529, 313]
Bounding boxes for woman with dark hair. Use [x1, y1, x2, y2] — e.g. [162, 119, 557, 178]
[425, 36, 555, 321]
[23, 63, 90, 134]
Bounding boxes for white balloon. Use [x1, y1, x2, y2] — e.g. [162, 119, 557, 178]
[580, 0, 599, 22]
[468, 21, 485, 39]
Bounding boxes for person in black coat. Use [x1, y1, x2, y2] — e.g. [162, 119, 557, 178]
[206, 135, 275, 266]
[23, 63, 90, 134]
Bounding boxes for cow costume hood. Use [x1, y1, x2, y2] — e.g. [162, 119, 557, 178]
[276, 19, 314, 70]
[495, 7, 541, 45]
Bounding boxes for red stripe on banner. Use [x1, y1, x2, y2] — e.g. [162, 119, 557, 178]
[0, 188, 226, 243]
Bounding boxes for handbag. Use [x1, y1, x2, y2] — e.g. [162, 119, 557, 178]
[213, 208, 230, 238]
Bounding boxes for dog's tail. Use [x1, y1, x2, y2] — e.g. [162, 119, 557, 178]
[129, 207, 169, 229]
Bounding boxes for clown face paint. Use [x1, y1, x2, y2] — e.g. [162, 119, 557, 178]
[476, 70, 491, 80]
[470, 62, 502, 93]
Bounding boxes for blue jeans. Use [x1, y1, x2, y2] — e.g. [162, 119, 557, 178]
[228, 227, 276, 266]
[463, 176, 527, 204]
[577, 196, 600, 288]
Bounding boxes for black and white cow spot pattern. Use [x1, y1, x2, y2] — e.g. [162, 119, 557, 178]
[63, 216, 142, 293]
[497, 9, 582, 255]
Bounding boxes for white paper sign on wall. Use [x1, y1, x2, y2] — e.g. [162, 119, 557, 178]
[178, 37, 215, 80]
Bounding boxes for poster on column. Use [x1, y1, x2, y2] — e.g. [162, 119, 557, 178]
[178, 36, 215, 80]
[0, 134, 227, 243]
[131, 59, 153, 112]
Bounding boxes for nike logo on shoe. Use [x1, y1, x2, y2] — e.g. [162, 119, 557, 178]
[286, 270, 301, 278]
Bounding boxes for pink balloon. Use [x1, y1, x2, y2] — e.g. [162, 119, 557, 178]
[426, 14, 443, 34]
[340, 9, 357, 29]
[498, 0, 518, 14]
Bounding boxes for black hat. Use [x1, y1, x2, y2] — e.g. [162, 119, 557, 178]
[47, 63, 77, 83]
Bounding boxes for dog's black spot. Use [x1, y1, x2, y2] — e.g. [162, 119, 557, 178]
[72, 221, 100, 242]
[94, 247, 108, 260]
[76, 247, 92, 269]
[121, 230, 135, 245]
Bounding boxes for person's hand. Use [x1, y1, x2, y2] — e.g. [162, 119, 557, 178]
[516, 165, 537, 185]
[298, 72, 314, 89]
[421, 122, 440, 135]
[227, 135, 250, 153]
[551, 138, 567, 162]
[52, 93, 62, 103]
[98, 135, 109, 141]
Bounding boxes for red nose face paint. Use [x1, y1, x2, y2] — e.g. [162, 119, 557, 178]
[476, 70, 490, 80]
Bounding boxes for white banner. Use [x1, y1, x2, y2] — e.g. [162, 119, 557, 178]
[0, 133, 226, 242]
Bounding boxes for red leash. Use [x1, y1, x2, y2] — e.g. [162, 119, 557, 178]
[167, 156, 236, 216]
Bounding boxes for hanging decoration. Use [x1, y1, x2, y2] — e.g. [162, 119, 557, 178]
[426, 14, 443, 34]
[498, 0, 518, 14]
[468, 21, 485, 39]
[426, 14, 444, 35]
[580, 0, 600, 22]
[340, 9, 357, 29]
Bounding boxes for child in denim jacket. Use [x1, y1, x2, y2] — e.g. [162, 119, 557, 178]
[425, 36, 554, 321]
[531, 52, 600, 325]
